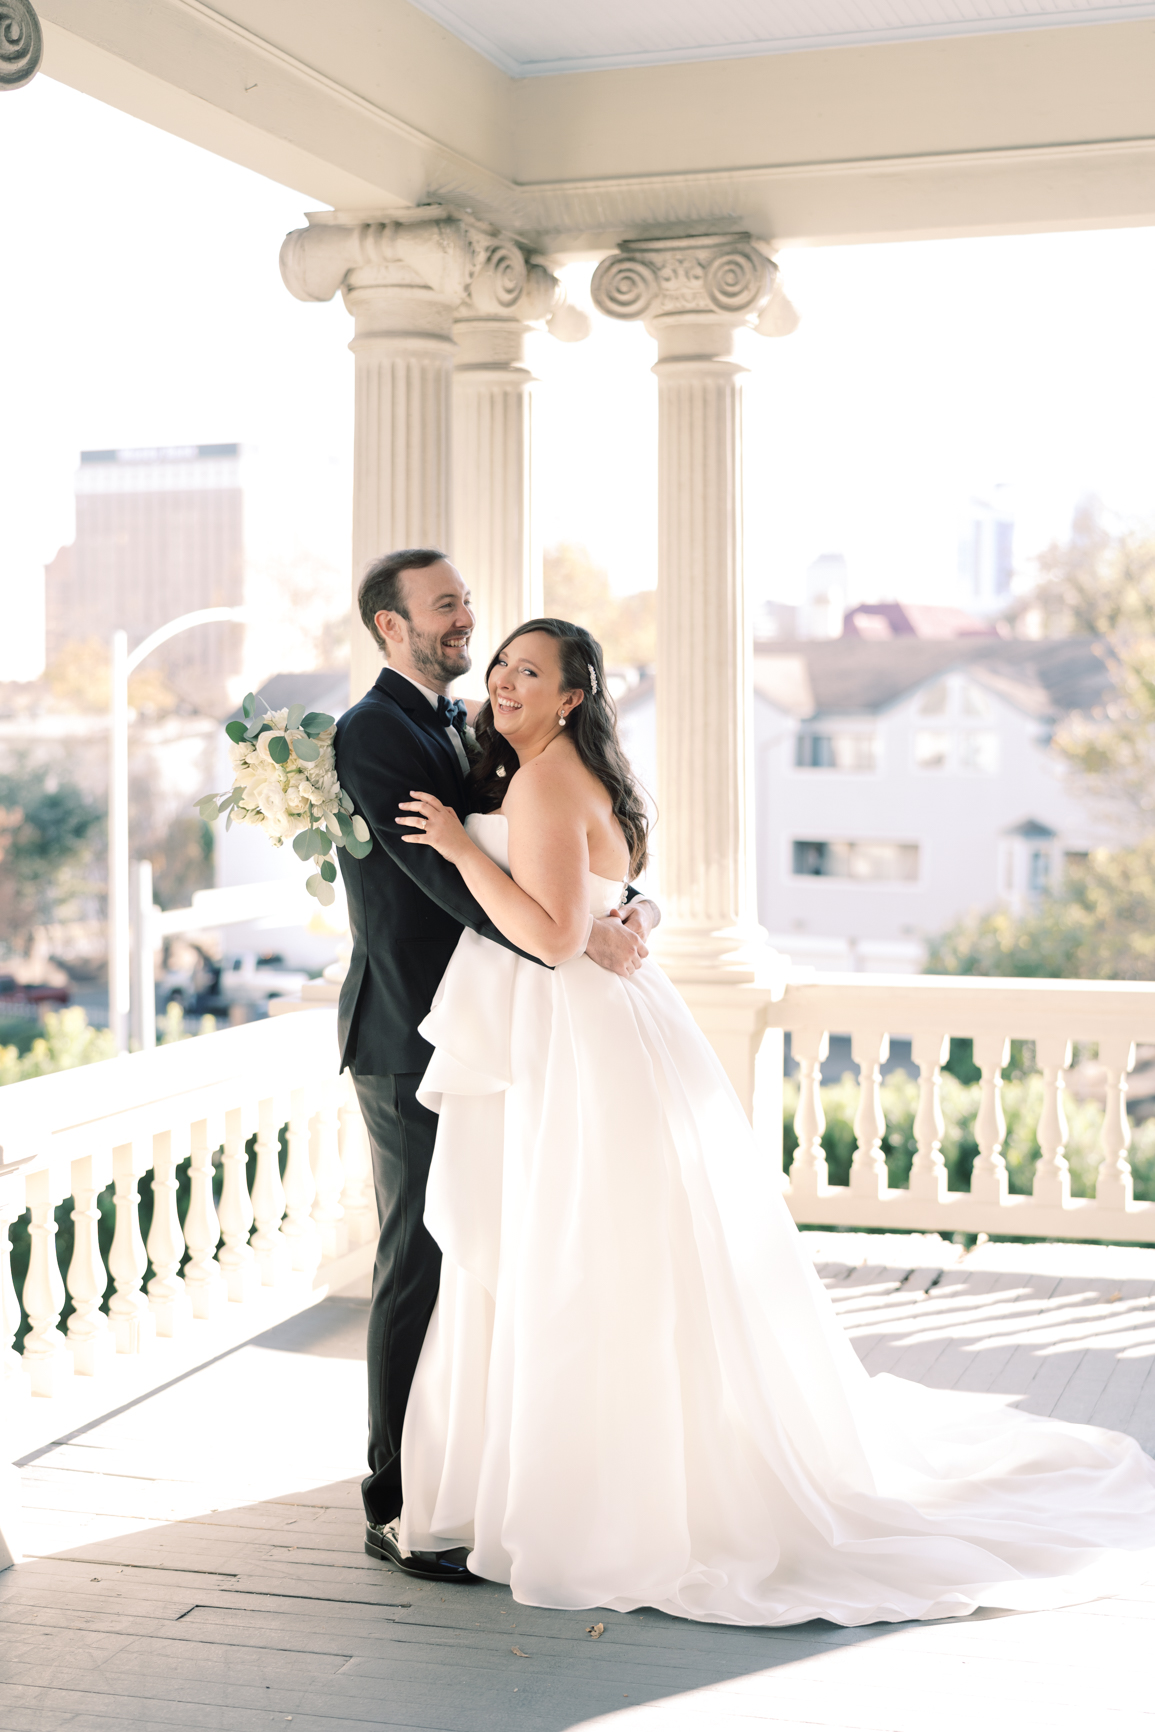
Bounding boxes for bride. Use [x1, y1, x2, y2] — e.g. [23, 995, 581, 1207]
[393, 616, 1155, 1628]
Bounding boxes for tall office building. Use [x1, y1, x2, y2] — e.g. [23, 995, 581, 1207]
[45, 444, 245, 714]
[958, 485, 1014, 614]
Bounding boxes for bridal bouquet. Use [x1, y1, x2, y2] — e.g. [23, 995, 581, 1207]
[196, 695, 371, 905]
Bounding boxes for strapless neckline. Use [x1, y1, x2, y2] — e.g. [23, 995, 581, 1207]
[465, 811, 626, 911]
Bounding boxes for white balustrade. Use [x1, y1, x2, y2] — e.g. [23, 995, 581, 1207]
[108, 1142, 156, 1354]
[765, 973, 1155, 1242]
[146, 1128, 192, 1337]
[849, 1029, 889, 1199]
[250, 1096, 290, 1287]
[0, 1010, 376, 1415]
[8, 969, 1155, 1429]
[282, 1087, 321, 1278]
[909, 1031, 949, 1203]
[66, 1155, 112, 1375]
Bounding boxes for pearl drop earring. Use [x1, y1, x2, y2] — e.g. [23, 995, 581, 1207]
[558, 712, 567, 727]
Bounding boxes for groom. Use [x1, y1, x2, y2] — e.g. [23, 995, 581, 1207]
[334, 547, 659, 1583]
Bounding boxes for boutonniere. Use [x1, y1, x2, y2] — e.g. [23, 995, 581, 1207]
[463, 724, 481, 764]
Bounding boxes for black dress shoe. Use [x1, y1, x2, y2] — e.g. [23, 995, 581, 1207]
[365, 1519, 481, 1583]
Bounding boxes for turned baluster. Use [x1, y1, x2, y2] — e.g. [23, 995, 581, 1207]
[282, 1086, 321, 1278]
[65, 1155, 112, 1375]
[1033, 1035, 1073, 1208]
[849, 1028, 890, 1198]
[338, 1079, 376, 1248]
[1096, 1035, 1137, 1210]
[909, 1031, 950, 1202]
[310, 1080, 348, 1261]
[1, 1182, 30, 1402]
[147, 1128, 191, 1336]
[107, 1143, 156, 1354]
[971, 1033, 1010, 1205]
[183, 1116, 225, 1318]
[21, 1168, 72, 1396]
[788, 1029, 829, 1198]
[217, 1105, 260, 1303]
[250, 1096, 289, 1286]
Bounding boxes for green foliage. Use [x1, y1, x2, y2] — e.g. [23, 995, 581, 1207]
[0, 1006, 116, 1085]
[0, 769, 103, 936]
[782, 1066, 1155, 1203]
[927, 840, 1155, 981]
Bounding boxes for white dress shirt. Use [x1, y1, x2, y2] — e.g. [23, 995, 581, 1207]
[392, 670, 471, 777]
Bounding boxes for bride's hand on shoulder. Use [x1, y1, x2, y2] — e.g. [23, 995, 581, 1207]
[397, 791, 469, 863]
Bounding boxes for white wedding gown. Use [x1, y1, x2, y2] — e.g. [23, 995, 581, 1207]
[399, 813, 1155, 1626]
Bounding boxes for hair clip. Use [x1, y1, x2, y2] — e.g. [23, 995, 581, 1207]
[496, 764, 507, 778]
[588, 663, 598, 696]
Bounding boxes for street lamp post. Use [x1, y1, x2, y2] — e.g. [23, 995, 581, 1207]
[108, 607, 246, 1054]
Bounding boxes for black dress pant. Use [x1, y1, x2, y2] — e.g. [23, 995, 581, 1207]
[352, 1071, 442, 1526]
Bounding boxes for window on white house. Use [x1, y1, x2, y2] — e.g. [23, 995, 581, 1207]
[958, 731, 999, 773]
[792, 840, 920, 881]
[916, 681, 949, 716]
[795, 733, 878, 770]
[914, 730, 951, 769]
[1030, 849, 1052, 892]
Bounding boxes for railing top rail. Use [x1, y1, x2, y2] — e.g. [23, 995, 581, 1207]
[0, 1010, 339, 1180]
[767, 971, 1155, 1042]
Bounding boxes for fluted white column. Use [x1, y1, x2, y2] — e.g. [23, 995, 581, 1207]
[453, 252, 587, 689]
[284, 211, 534, 703]
[592, 236, 779, 982]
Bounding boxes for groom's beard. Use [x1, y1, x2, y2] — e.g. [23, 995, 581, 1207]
[407, 624, 472, 686]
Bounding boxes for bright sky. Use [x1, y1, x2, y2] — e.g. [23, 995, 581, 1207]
[3, 75, 1155, 681]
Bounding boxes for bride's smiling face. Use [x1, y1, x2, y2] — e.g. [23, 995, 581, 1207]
[489, 632, 582, 755]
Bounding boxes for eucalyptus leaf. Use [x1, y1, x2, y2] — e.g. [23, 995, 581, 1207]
[196, 795, 221, 820]
[320, 859, 337, 883]
[292, 829, 319, 860]
[300, 711, 334, 737]
[268, 734, 291, 765]
[293, 737, 320, 762]
[305, 872, 322, 897]
[224, 719, 247, 743]
[337, 811, 372, 859]
[242, 692, 256, 719]
[286, 703, 306, 729]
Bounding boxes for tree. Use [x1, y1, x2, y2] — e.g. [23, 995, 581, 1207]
[543, 544, 656, 667]
[926, 507, 1155, 981]
[926, 841, 1155, 981]
[0, 769, 104, 945]
[1016, 499, 1155, 829]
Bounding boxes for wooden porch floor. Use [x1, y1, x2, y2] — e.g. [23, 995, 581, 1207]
[3, 1248, 1155, 1732]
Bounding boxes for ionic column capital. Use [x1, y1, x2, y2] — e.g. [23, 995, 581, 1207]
[280, 210, 590, 344]
[280, 208, 488, 313]
[591, 234, 779, 349]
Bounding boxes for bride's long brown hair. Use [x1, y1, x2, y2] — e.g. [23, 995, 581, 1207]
[469, 618, 650, 879]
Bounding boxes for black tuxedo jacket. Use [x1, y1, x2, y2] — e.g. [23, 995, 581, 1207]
[333, 667, 535, 1074]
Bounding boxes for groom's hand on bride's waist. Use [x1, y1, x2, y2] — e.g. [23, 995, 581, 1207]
[586, 903, 659, 977]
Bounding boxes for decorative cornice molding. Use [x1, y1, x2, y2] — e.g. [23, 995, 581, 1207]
[90, 4, 1155, 248]
[1, 0, 42, 90]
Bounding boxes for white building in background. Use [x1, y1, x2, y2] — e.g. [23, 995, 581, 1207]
[958, 485, 1015, 614]
[621, 635, 1112, 972]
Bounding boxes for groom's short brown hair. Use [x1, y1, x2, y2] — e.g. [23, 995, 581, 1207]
[359, 548, 447, 653]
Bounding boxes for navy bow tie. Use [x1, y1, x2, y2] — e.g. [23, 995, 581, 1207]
[437, 695, 468, 739]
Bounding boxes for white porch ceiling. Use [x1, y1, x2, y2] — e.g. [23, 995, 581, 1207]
[409, 0, 1155, 75]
